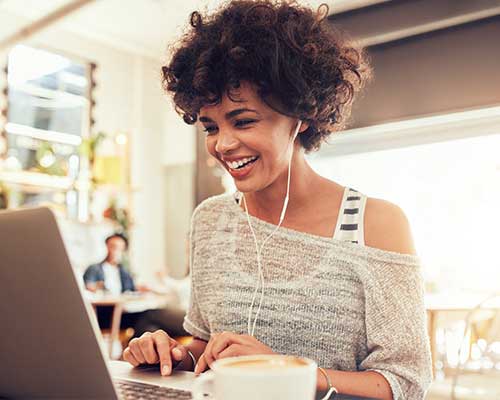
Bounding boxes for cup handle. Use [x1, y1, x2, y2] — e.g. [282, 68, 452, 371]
[191, 371, 215, 400]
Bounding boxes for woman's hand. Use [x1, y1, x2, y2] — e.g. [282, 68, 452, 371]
[123, 330, 191, 376]
[194, 332, 274, 375]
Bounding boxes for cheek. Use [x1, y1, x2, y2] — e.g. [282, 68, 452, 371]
[262, 141, 285, 163]
[205, 137, 217, 157]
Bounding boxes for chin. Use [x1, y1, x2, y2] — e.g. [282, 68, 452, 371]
[234, 179, 270, 195]
[234, 181, 253, 193]
[231, 177, 255, 193]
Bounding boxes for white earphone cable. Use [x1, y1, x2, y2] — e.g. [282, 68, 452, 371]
[244, 120, 302, 337]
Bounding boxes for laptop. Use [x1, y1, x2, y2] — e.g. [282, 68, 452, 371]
[0, 207, 193, 399]
[0, 207, 377, 400]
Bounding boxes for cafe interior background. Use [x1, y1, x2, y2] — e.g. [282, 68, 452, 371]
[0, 0, 499, 398]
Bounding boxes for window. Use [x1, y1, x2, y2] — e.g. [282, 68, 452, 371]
[311, 132, 500, 293]
[0, 45, 95, 219]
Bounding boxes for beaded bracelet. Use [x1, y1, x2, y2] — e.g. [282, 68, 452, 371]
[318, 367, 338, 400]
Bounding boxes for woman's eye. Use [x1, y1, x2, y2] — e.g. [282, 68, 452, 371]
[203, 126, 218, 134]
[235, 119, 256, 128]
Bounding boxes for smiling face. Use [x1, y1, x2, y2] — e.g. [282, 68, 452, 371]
[199, 82, 306, 194]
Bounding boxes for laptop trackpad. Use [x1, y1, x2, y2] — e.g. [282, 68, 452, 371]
[109, 361, 196, 391]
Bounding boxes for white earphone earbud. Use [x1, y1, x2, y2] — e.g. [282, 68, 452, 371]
[292, 120, 301, 141]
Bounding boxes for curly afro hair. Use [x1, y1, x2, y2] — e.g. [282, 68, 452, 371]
[162, 0, 372, 152]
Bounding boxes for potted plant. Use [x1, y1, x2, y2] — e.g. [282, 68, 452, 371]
[103, 198, 131, 235]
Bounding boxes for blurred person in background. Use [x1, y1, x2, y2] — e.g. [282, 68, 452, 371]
[83, 233, 135, 295]
[84, 233, 146, 330]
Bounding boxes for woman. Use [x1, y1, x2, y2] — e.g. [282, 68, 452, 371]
[123, 1, 432, 399]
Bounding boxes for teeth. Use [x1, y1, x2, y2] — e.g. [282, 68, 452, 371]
[226, 156, 258, 170]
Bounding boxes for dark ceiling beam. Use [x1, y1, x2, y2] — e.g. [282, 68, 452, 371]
[329, 0, 500, 46]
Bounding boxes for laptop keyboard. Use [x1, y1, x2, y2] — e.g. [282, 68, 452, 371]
[115, 379, 192, 399]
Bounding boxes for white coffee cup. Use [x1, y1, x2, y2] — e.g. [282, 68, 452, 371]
[192, 354, 317, 400]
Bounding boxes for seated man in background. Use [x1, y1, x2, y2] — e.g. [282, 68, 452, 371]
[83, 233, 141, 330]
[84, 233, 189, 340]
[83, 233, 135, 295]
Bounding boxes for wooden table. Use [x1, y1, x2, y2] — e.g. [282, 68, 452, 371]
[425, 292, 500, 375]
[87, 292, 175, 358]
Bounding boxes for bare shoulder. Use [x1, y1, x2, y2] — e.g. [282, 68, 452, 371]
[364, 197, 417, 255]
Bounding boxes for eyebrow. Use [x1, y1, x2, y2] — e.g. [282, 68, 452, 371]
[199, 108, 260, 123]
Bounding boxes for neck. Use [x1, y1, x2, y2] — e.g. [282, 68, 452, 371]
[243, 150, 320, 224]
[105, 258, 119, 266]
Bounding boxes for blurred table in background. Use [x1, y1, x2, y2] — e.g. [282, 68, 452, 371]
[425, 292, 500, 376]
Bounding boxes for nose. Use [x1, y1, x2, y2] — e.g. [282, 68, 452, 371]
[214, 128, 239, 154]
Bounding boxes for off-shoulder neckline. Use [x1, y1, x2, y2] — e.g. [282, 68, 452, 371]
[210, 193, 421, 266]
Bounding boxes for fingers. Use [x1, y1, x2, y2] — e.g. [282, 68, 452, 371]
[194, 353, 208, 375]
[122, 347, 139, 367]
[199, 337, 215, 373]
[123, 330, 177, 377]
[217, 344, 245, 359]
[210, 332, 246, 359]
[195, 332, 248, 375]
[127, 338, 146, 364]
[192, 333, 273, 376]
[199, 332, 222, 372]
[171, 346, 186, 362]
[152, 330, 174, 376]
[139, 332, 159, 364]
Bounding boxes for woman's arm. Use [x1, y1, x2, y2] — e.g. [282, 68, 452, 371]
[356, 199, 432, 399]
[317, 369, 392, 400]
[314, 199, 429, 400]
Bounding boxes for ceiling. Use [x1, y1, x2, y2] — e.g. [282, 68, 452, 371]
[0, 0, 388, 59]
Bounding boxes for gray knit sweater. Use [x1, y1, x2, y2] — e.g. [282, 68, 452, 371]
[183, 193, 432, 400]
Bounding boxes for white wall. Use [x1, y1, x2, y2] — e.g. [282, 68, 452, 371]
[162, 98, 196, 166]
[0, 12, 196, 282]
